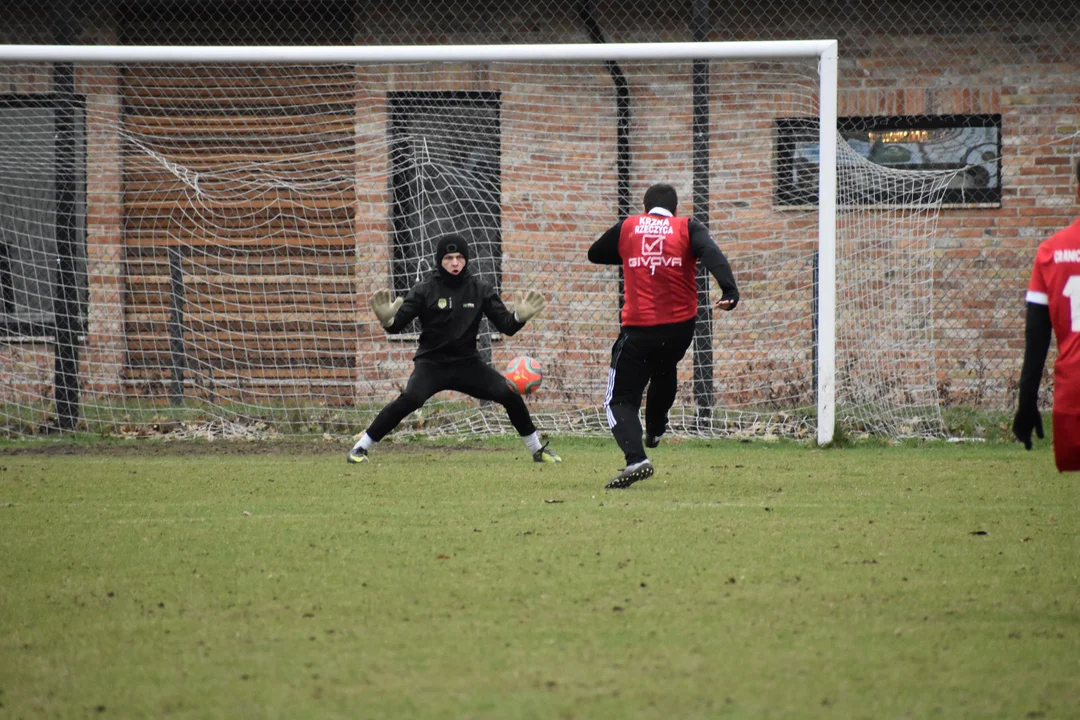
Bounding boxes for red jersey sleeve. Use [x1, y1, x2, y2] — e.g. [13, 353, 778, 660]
[1026, 249, 1049, 306]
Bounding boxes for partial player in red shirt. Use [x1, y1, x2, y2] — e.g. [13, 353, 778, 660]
[588, 183, 739, 488]
[1013, 159, 1080, 471]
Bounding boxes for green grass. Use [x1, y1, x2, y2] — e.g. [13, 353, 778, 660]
[0, 437, 1076, 719]
[0, 400, 1036, 442]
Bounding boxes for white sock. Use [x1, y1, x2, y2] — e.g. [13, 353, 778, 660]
[523, 432, 543, 453]
[352, 433, 375, 452]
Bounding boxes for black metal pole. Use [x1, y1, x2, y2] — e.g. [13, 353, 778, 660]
[578, 1, 632, 310]
[611, 69, 632, 221]
[691, 0, 713, 428]
[51, 0, 80, 431]
[167, 247, 187, 405]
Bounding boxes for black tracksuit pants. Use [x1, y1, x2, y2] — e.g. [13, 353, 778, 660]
[604, 319, 696, 465]
[365, 358, 536, 441]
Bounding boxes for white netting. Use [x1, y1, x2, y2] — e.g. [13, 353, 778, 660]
[834, 142, 958, 437]
[0, 52, 960, 439]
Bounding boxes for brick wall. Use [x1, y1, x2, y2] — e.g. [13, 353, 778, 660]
[833, 29, 1079, 409]
[0, 1, 1076, 432]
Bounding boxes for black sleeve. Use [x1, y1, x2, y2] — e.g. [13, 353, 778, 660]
[1016, 302, 1053, 409]
[587, 220, 625, 265]
[482, 281, 526, 337]
[688, 218, 739, 308]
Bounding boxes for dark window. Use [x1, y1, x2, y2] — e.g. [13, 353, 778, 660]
[775, 114, 1002, 207]
[388, 92, 502, 300]
[0, 95, 87, 337]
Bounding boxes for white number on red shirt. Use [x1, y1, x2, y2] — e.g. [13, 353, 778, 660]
[1064, 275, 1080, 332]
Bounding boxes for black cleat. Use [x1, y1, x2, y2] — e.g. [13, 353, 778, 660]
[644, 433, 661, 449]
[605, 459, 654, 489]
[347, 447, 369, 464]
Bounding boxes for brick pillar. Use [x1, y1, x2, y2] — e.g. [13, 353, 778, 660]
[82, 64, 125, 400]
[353, 67, 397, 400]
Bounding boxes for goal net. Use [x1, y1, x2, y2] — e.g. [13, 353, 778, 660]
[0, 42, 958, 442]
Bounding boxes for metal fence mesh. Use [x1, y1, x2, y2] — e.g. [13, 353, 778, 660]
[0, 1, 1077, 438]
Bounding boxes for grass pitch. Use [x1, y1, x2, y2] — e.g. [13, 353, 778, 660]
[0, 437, 1076, 718]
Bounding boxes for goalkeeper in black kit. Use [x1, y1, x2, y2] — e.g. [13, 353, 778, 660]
[348, 234, 561, 464]
[588, 183, 739, 488]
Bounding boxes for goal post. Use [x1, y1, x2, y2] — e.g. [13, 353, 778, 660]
[0, 39, 950, 444]
[0, 40, 839, 64]
[816, 43, 839, 446]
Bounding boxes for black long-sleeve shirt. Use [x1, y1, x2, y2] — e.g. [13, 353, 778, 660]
[1017, 302, 1053, 409]
[384, 271, 524, 364]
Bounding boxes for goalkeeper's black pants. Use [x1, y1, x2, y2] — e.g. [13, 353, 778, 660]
[365, 358, 537, 441]
[604, 319, 696, 465]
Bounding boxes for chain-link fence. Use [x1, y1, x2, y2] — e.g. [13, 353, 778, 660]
[0, 1, 1076, 439]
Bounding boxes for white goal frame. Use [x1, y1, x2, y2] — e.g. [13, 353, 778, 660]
[0, 40, 840, 444]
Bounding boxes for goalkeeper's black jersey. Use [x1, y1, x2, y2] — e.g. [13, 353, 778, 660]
[382, 271, 524, 364]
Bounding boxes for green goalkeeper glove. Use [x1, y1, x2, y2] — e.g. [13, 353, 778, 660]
[370, 289, 403, 328]
[514, 289, 546, 323]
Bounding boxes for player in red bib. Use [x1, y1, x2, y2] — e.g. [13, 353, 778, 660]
[588, 183, 739, 488]
[1013, 160, 1080, 471]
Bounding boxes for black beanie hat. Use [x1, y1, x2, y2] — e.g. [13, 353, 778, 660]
[435, 234, 470, 264]
[434, 233, 470, 285]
